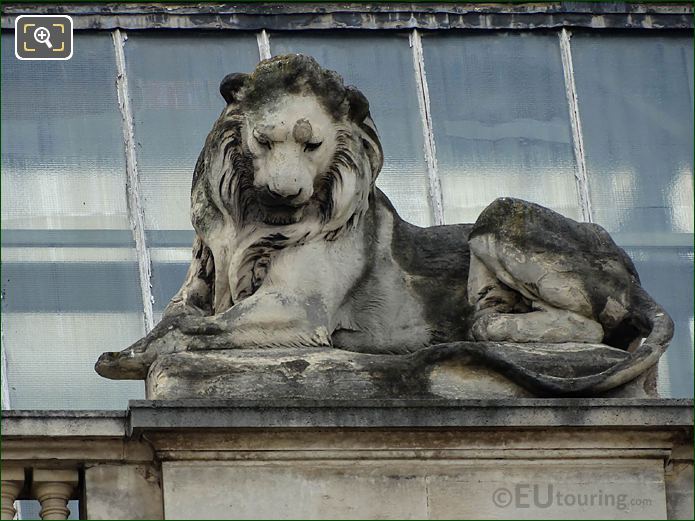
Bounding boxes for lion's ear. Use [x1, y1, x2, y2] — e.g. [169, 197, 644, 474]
[346, 86, 370, 123]
[219, 73, 249, 104]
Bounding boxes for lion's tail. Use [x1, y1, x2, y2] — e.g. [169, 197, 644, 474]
[590, 282, 674, 392]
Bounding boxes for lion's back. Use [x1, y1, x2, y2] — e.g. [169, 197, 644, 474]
[378, 190, 475, 343]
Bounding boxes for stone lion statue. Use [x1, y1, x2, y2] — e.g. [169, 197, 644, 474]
[96, 54, 672, 397]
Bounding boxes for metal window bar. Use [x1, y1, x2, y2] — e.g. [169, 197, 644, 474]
[112, 28, 155, 333]
[410, 29, 445, 226]
[1, 330, 11, 410]
[257, 29, 271, 60]
[559, 27, 594, 224]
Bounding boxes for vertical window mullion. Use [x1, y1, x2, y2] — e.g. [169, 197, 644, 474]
[1, 331, 11, 409]
[257, 29, 271, 60]
[410, 29, 445, 226]
[112, 28, 155, 333]
[559, 28, 593, 223]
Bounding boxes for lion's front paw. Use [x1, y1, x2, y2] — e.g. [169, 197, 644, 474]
[95, 348, 157, 380]
[95, 318, 190, 379]
[178, 316, 228, 336]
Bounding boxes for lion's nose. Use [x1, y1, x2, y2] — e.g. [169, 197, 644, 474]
[263, 186, 304, 206]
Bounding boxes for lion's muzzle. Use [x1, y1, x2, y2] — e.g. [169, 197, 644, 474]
[256, 186, 308, 225]
[259, 186, 306, 207]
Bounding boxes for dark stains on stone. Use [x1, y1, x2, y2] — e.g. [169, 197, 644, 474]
[242, 55, 357, 124]
[281, 359, 310, 374]
[386, 192, 474, 344]
[144, 340, 659, 401]
[469, 197, 652, 349]
[365, 356, 433, 399]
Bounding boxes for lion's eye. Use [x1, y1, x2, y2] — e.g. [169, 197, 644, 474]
[304, 141, 322, 153]
[254, 133, 272, 150]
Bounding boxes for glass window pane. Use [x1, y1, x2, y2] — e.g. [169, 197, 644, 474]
[572, 33, 693, 235]
[1, 32, 145, 409]
[271, 31, 434, 227]
[422, 32, 581, 224]
[2, 310, 145, 410]
[125, 32, 261, 232]
[1, 33, 130, 230]
[150, 247, 191, 315]
[124, 32, 261, 309]
[572, 33, 694, 397]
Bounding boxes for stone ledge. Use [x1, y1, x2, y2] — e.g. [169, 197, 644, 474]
[128, 398, 694, 433]
[1, 410, 127, 438]
[3, 400, 691, 438]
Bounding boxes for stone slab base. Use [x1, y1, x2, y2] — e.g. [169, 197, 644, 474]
[145, 343, 651, 400]
[146, 346, 530, 400]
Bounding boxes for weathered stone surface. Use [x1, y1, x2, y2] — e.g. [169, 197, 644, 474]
[84, 465, 163, 520]
[163, 462, 430, 520]
[161, 460, 666, 519]
[468, 198, 647, 346]
[95, 54, 674, 399]
[145, 342, 659, 400]
[3, 401, 692, 520]
[138, 400, 691, 519]
[665, 461, 695, 520]
[424, 461, 666, 520]
[147, 346, 532, 400]
[127, 398, 694, 430]
[135, 400, 690, 520]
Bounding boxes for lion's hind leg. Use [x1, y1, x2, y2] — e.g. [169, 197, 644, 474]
[468, 249, 604, 343]
[465, 197, 635, 344]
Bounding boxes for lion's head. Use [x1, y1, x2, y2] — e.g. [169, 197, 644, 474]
[192, 54, 384, 238]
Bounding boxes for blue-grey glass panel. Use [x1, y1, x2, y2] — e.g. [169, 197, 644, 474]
[572, 33, 693, 235]
[146, 230, 196, 247]
[626, 247, 694, 398]
[1, 32, 129, 230]
[1, 230, 134, 248]
[572, 34, 693, 397]
[3, 310, 145, 410]
[151, 262, 190, 311]
[1, 32, 145, 409]
[422, 32, 581, 224]
[124, 32, 261, 231]
[271, 31, 433, 227]
[1, 262, 142, 312]
[1, 248, 145, 408]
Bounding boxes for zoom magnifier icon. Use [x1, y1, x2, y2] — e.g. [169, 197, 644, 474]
[15, 15, 72, 60]
[33, 26, 53, 49]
